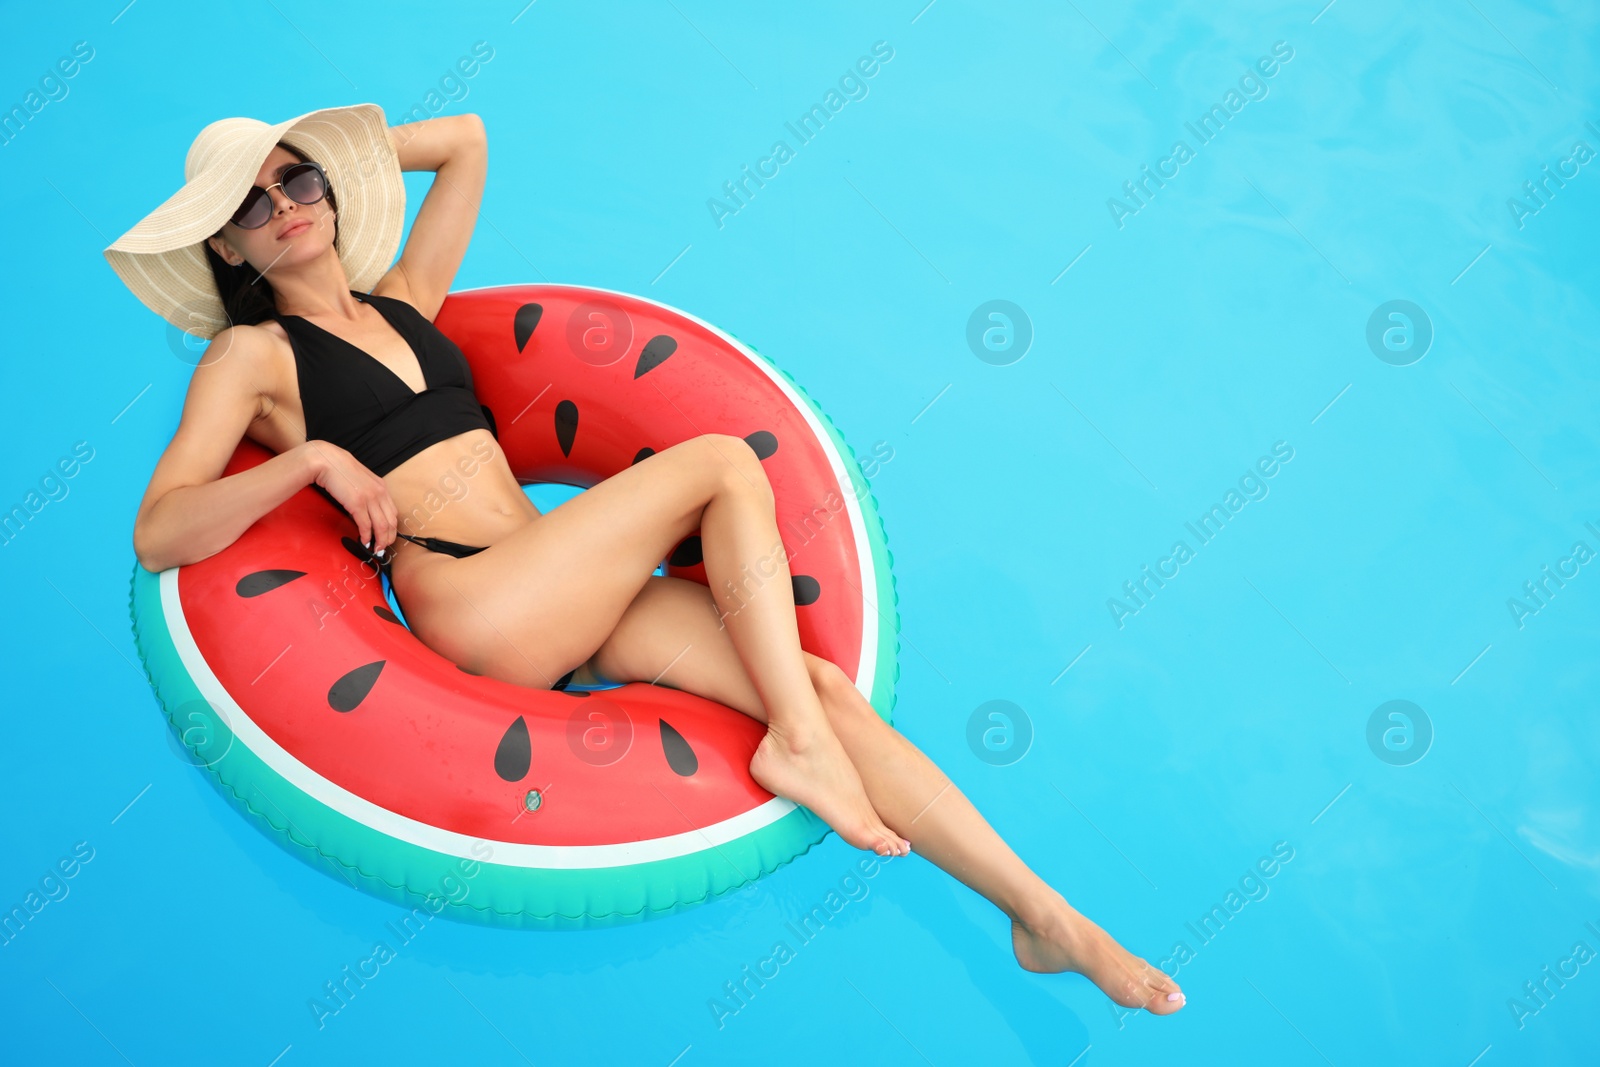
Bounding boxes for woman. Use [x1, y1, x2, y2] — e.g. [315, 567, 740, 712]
[110, 104, 1183, 1015]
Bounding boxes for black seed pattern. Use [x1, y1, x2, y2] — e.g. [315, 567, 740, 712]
[632, 446, 655, 465]
[555, 399, 579, 457]
[634, 335, 677, 379]
[236, 570, 306, 597]
[329, 660, 385, 713]
[744, 430, 778, 459]
[495, 716, 532, 781]
[514, 303, 544, 352]
[374, 606, 402, 625]
[669, 536, 703, 567]
[659, 719, 699, 777]
[791, 575, 822, 606]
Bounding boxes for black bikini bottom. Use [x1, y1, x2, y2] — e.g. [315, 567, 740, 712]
[360, 532, 487, 625]
[392, 532, 489, 558]
[367, 534, 577, 691]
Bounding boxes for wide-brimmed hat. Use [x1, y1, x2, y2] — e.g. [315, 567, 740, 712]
[104, 101, 404, 340]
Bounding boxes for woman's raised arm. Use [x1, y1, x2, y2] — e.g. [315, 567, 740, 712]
[373, 113, 488, 321]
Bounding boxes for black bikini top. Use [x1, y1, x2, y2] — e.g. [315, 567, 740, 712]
[270, 291, 496, 477]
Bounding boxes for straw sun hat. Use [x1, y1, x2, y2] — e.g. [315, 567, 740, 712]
[104, 101, 405, 340]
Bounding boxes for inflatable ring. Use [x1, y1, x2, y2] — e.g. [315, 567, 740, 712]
[129, 282, 900, 928]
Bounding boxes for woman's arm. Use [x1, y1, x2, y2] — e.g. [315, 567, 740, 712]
[132, 327, 322, 572]
[136, 444, 326, 573]
[373, 113, 488, 321]
[133, 326, 401, 571]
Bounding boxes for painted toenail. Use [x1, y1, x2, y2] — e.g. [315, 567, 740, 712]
[1166, 992, 1181, 1002]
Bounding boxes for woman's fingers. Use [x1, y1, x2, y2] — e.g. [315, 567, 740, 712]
[373, 497, 395, 553]
[380, 493, 398, 550]
[369, 482, 396, 552]
[309, 442, 397, 554]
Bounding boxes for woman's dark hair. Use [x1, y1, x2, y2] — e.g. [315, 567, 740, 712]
[203, 140, 340, 327]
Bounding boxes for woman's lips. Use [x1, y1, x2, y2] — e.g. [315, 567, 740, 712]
[278, 219, 312, 241]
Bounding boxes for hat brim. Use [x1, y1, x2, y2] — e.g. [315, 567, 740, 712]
[104, 102, 405, 340]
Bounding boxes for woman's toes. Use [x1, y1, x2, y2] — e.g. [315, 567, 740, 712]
[864, 821, 907, 857]
[1147, 977, 1185, 1012]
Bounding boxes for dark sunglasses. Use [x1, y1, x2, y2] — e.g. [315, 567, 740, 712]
[230, 160, 329, 230]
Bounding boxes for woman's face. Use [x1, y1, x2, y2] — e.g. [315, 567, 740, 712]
[205, 144, 336, 275]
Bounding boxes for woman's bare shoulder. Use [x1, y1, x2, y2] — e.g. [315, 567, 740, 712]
[195, 321, 294, 377]
[185, 321, 296, 411]
[368, 269, 422, 317]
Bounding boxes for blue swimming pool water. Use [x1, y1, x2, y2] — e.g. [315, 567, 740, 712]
[4, 1, 1599, 1063]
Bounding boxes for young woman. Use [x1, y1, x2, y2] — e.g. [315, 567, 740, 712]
[111, 104, 1183, 1015]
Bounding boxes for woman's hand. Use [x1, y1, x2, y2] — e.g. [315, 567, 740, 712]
[304, 441, 398, 557]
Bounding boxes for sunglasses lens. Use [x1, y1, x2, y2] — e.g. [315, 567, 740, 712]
[231, 187, 272, 229]
[283, 163, 327, 206]
[228, 163, 327, 230]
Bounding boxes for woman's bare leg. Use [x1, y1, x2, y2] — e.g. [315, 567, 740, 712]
[815, 660, 1185, 1014]
[402, 433, 908, 856]
[589, 576, 1185, 1015]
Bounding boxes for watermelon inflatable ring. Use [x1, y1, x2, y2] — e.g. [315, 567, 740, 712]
[129, 283, 900, 929]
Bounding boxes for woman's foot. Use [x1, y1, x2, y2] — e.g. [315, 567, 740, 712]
[750, 722, 911, 857]
[1011, 893, 1185, 1015]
